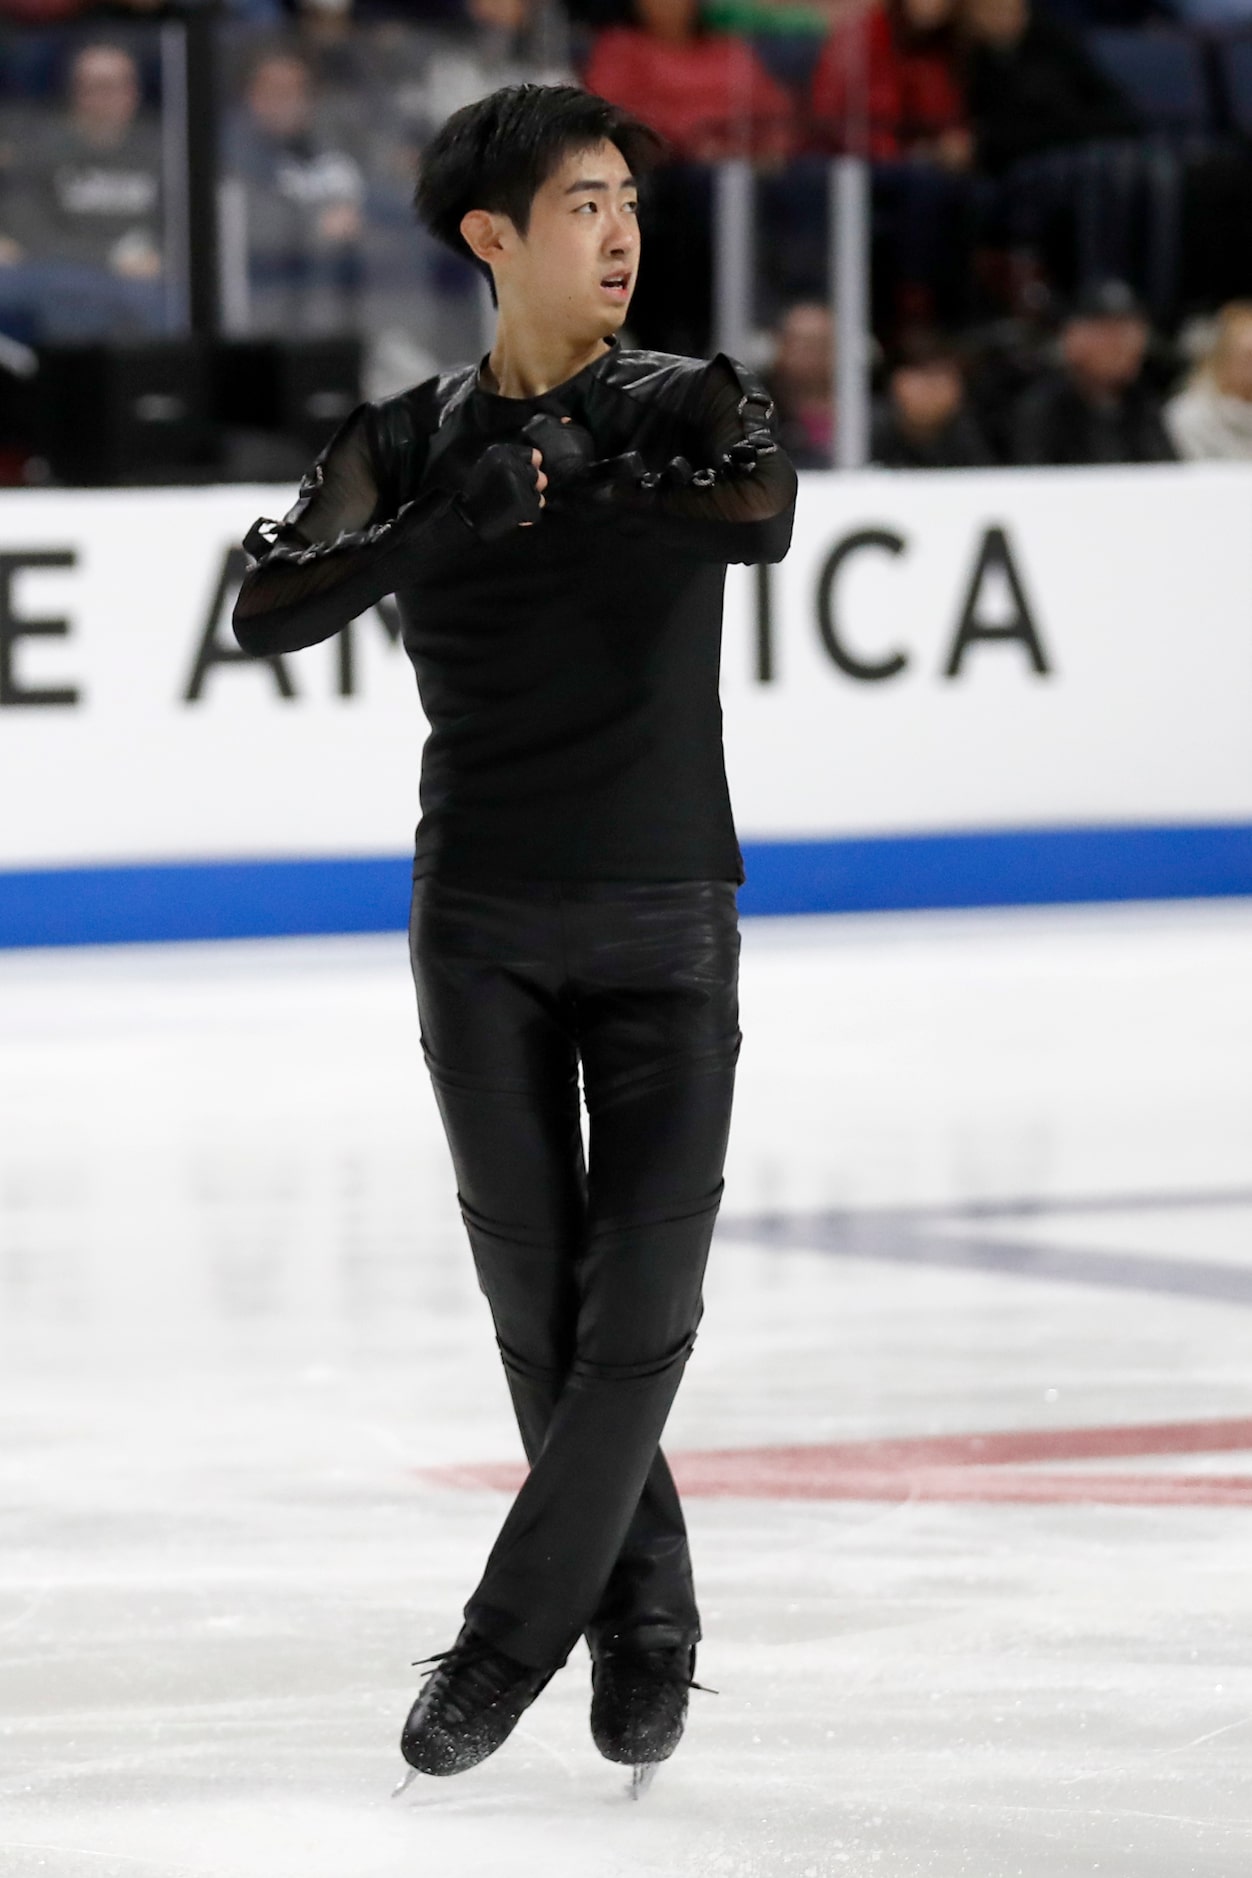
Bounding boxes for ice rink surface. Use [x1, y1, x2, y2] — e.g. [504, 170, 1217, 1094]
[2, 899, 1251, 1878]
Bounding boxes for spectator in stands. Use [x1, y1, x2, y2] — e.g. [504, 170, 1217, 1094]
[586, 0, 795, 351]
[0, 40, 166, 338]
[872, 329, 994, 466]
[282, 0, 361, 59]
[962, 0, 1136, 175]
[1010, 279, 1175, 465]
[810, 0, 967, 165]
[584, 0, 796, 160]
[765, 300, 835, 467]
[416, 0, 574, 131]
[280, 0, 413, 103]
[809, 0, 974, 331]
[1166, 304, 1252, 461]
[963, 0, 1150, 316]
[226, 48, 366, 331]
[0, 42, 161, 276]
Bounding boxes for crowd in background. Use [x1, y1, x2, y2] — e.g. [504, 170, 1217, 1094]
[766, 282, 1252, 467]
[1, 0, 1252, 468]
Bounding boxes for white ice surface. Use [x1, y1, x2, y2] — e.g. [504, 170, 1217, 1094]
[2, 901, 1252, 1878]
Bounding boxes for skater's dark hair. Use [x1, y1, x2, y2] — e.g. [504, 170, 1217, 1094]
[414, 83, 664, 283]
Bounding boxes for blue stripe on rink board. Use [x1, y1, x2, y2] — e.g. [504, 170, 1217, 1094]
[1, 822, 1250, 947]
[0, 855, 413, 948]
[736, 822, 1252, 917]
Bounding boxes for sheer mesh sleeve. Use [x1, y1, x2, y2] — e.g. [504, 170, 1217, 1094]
[616, 353, 798, 564]
[284, 404, 382, 542]
[232, 403, 468, 657]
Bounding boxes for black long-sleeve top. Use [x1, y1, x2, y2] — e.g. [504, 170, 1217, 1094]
[233, 338, 797, 885]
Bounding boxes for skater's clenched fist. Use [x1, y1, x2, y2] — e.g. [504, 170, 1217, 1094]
[455, 442, 548, 542]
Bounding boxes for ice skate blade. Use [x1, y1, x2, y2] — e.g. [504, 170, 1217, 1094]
[629, 1764, 658, 1800]
[391, 1765, 419, 1799]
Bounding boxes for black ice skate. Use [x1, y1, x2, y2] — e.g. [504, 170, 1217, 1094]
[397, 1624, 552, 1782]
[589, 1641, 705, 1794]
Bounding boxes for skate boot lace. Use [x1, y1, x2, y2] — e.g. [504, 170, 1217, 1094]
[410, 1634, 532, 1726]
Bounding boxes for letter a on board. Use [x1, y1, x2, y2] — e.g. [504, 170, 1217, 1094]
[944, 526, 1051, 678]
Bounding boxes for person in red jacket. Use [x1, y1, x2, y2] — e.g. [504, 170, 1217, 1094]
[585, 0, 795, 162]
[808, 0, 972, 330]
[810, 0, 968, 163]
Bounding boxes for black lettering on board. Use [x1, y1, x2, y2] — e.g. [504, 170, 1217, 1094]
[815, 529, 909, 682]
[184, 546, 296, 702]
[944, 526, 1051, 678]
[0, 549, 78, 707]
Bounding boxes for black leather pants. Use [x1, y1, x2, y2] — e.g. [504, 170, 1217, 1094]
[409, 875, 741, 1672]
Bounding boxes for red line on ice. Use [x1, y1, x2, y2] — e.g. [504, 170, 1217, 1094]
[417, 1416, 1252, 1507]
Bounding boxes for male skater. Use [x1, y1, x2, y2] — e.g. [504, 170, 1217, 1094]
[232, 82, 797, 1786]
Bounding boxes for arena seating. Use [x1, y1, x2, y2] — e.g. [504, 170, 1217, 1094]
[1087, 27, 1214, 137]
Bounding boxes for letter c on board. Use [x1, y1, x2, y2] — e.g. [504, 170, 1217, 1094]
[815, 528, 908, 682]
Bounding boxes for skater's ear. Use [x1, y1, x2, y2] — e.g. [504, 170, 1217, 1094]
[460, 207, 512, 272]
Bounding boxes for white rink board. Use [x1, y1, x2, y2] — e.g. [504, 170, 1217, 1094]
[723, 464, 1252, 834]
[0, 464, 1250, 870]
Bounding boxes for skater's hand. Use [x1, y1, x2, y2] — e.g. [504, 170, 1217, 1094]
[521, 412, 596, 489]
[457, 442, 548, 541]
[520, 414, 649, 509]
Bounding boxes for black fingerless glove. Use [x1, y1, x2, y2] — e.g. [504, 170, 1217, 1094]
[521, 414, 644, 506]
[521, 412, 596, 487]
[455, 441, 545, 542]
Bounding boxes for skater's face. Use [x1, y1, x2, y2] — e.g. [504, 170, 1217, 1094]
[461, 139, 640, 342]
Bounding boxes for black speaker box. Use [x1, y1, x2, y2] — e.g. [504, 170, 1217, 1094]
[212, 337, 363, 457]
[35, 340, 215, 486]
[0, 352, 38, 482]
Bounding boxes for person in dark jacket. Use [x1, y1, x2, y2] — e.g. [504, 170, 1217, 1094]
[872, 329, 994, 466]
[963, 0, 1151, 311]
[963, 0, 1137, 176]
[1010, 279, 1175, 465]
